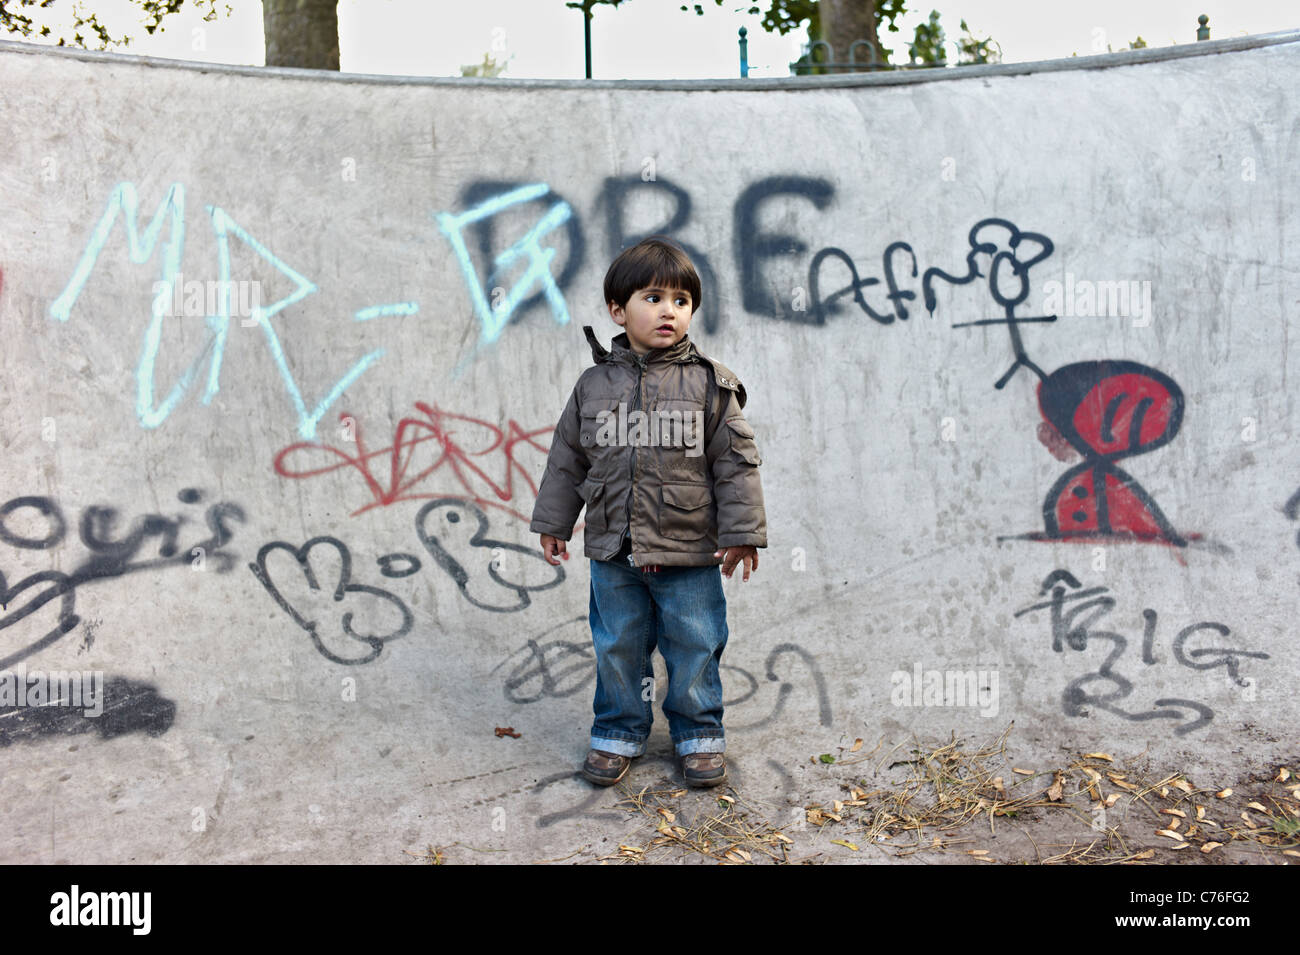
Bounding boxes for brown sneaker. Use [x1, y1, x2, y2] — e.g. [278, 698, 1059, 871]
[680, 752, 727, 788]
[581, 749, 633, 786]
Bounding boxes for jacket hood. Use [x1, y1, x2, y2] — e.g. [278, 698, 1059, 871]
[583, 324, 700, 367]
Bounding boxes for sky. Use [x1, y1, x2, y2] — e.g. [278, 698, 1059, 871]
[6, 0, 1297, 79]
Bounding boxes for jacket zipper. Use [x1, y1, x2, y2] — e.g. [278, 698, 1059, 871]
[623, 355, 645, 565]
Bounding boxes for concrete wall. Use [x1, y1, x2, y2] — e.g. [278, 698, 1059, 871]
[0, 32, 1296, 862]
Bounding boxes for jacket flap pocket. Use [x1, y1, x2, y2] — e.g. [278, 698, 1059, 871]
[724, 417, 761, 465]
[662, 483, 711, 511]
[579, 477, 605, 503]
[724, 416, 755, 438]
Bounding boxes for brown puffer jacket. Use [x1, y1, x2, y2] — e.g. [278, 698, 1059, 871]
[529, 325, 766, 568]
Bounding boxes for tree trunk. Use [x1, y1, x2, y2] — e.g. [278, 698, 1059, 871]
[263, 0, 340, 71]
[818, 0, 881, 70]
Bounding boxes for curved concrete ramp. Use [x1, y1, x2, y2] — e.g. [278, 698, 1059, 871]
[0, 33, 1297, 863]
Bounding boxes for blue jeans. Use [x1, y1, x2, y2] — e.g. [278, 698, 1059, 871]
[588, 554, 729, 758]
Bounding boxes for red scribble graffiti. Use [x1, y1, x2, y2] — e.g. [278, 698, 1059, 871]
[273, 402, 560, 523]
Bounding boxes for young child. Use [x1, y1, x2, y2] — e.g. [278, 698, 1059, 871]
[530, 235, 766, 789]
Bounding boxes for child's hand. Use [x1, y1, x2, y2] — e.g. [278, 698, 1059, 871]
[714, 545, 758, 581]
[540, 534, 569, 566]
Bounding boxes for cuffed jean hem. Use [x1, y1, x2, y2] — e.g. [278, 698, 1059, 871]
[590, 735, 646, 758]
[674, 735, 726, 757]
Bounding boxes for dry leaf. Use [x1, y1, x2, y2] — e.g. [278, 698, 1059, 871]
[1047, 773, 1064, 802]
[992, 777, 1005, 794]
[1132, 849, 1155, 860]
[1246, 802, 1270, 814]
[1167, 818, 1181, 831]
[833, 800, 844, 813]
[1239, 812, 1256, 829]
[1283, 850, 1300, 859]
[831, 839, 859, 851]
[1195, 805, 1206, 820]
[1170, 779, 1194, 793]
[1083, 752, 1114, 762]
[1156, 828, 1185, 841]
[850, 738, 864, 753]
[1160, 808, 1186, 818]
[1104, 793, 1121, 808]
[1277, 767, 1291, 782]
[1215, 788, 1233, 798]
[658, 808, 676, 823]
[968, 849, 989, 856]
[1170, 843, 1191, 851]
[1012, 767, 1033, 775]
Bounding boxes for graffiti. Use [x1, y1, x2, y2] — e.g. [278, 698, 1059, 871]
[496, 620, 831, 729]
[415, 499, 565, 612]
[252, 499, 565, 664]
[1014, 569, 1269, 736]
[1032, 361, 1187, 544]
[1284, 486, 1300, 549]
[738, 176, 836, 324]
[249, 536, 413, 666]
[273, 402, 554, 521]
[866, 217, 1195, 549]
[0, 490, 245, 669]
[728, 643, 834, 730]
[0, 676, 176, 747]
[49, 181, 389, 438]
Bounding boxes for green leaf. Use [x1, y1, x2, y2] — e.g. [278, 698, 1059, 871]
[818, 753, 836, 764]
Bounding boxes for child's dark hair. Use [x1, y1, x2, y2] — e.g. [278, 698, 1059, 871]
[603, 235, 701, 314]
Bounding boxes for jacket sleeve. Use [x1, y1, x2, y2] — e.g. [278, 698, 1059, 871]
[529, 385, 590, 540]
[705, 386, 767, 550]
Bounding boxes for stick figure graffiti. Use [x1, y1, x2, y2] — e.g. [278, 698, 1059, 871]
[923, 218, 1191, 547]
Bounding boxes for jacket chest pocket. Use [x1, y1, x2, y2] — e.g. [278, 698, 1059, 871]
[658, 482, 712, 540]
[579, 397, 623, 455]
[651, 399, 707, 455]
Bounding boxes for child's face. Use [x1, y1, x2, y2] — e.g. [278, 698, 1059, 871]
[608, 284, 694, 355]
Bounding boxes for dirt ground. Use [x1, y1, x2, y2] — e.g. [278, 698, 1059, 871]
[409, 724, 1300, 865]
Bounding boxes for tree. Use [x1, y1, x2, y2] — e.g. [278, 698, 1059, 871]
[1, 0, 339, 70]
[461, 51, 511, 78]
[262, 0, 337, 69]
[0, 0, 228, 49]
[683, 0, 997, 73]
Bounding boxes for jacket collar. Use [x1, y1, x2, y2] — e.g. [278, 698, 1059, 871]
[583, 325, 698, 367]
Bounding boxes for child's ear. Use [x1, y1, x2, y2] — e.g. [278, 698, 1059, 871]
[608, 300, 626, 325]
